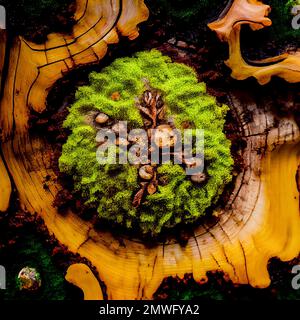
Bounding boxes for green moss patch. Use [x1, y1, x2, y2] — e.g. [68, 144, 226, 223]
[59, 50, 233, 236]
[0, 233, 76, 300]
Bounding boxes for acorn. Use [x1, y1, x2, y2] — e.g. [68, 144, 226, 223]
[147, 182, 157, 195]
[139, 165, 154, 180]
[95, 113, 109, 124]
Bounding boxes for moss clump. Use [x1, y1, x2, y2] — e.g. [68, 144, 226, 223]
[59, 50, 233, 236]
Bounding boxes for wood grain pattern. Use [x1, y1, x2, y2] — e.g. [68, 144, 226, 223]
[0, 0, 149, 140]
[2, 89, 299, 299]
[0, 30, 11, 213]
[66, 263, 103, 300]
[0, 152, 11, 212]
[209, 0, 300, 84]
[0, 0, 299, 300]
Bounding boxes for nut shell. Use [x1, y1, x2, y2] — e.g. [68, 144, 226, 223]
[95, 113, 109, 124]
[139, 165, 154, 180]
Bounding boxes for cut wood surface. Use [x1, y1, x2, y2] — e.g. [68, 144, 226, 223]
[0, 30, 6, 91]
[65, 263, 103, 300]
[1, 88, 299, 299]
[209, 0, 300, 84]
[0, 152, 11, 212]
[0, 30, 10, 213]
[0, 0, 149, 140]
[0, 0, 299, 300]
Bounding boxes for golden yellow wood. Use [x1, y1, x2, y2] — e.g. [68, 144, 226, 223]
[2, 91, 299, 299]
[0, 152, 11, 212]
[0, 0, 149, 140]
[209, 0, 300, 84]
[0, 30, 11, 213]
[65, 263, 103, 300]
[0, 0, 299, 300]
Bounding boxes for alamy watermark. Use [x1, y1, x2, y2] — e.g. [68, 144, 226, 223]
[292, 265, 300, 290]
[292, 5, 300, 30]
[96, 122, 204, 176]
[0, 5, 5, 30]
[0, 265, 6, 290]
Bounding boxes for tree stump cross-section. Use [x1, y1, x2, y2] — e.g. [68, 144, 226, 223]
[0, 0, 299, 300]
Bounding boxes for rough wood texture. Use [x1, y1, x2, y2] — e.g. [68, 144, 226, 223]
[208, 0, 300, 84]
[0, 0, 299, 300]
[2, 88, 299, 299]
[0, 0, 148, 211]
[0, 0, 149, 140]
[65, 263, 103, 300]
[0, 30, 10, 213]
[0, 153, 11, 212]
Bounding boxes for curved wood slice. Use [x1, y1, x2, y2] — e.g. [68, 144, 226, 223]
[0, 0, 149, 140]
[208, 0, 300, 84]
[0, 0, 299, 300]
[65, 263, 103, 300]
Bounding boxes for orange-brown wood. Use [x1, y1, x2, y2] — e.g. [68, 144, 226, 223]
[0, 30, 11, 213]
[66, 263, 103, 300]
[0, 0, 299, 300]
[0, 152, 11, 212]
[0, 0, 149, 140]
[2, 90, 299, 299]
[209, 0, 300, 84]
